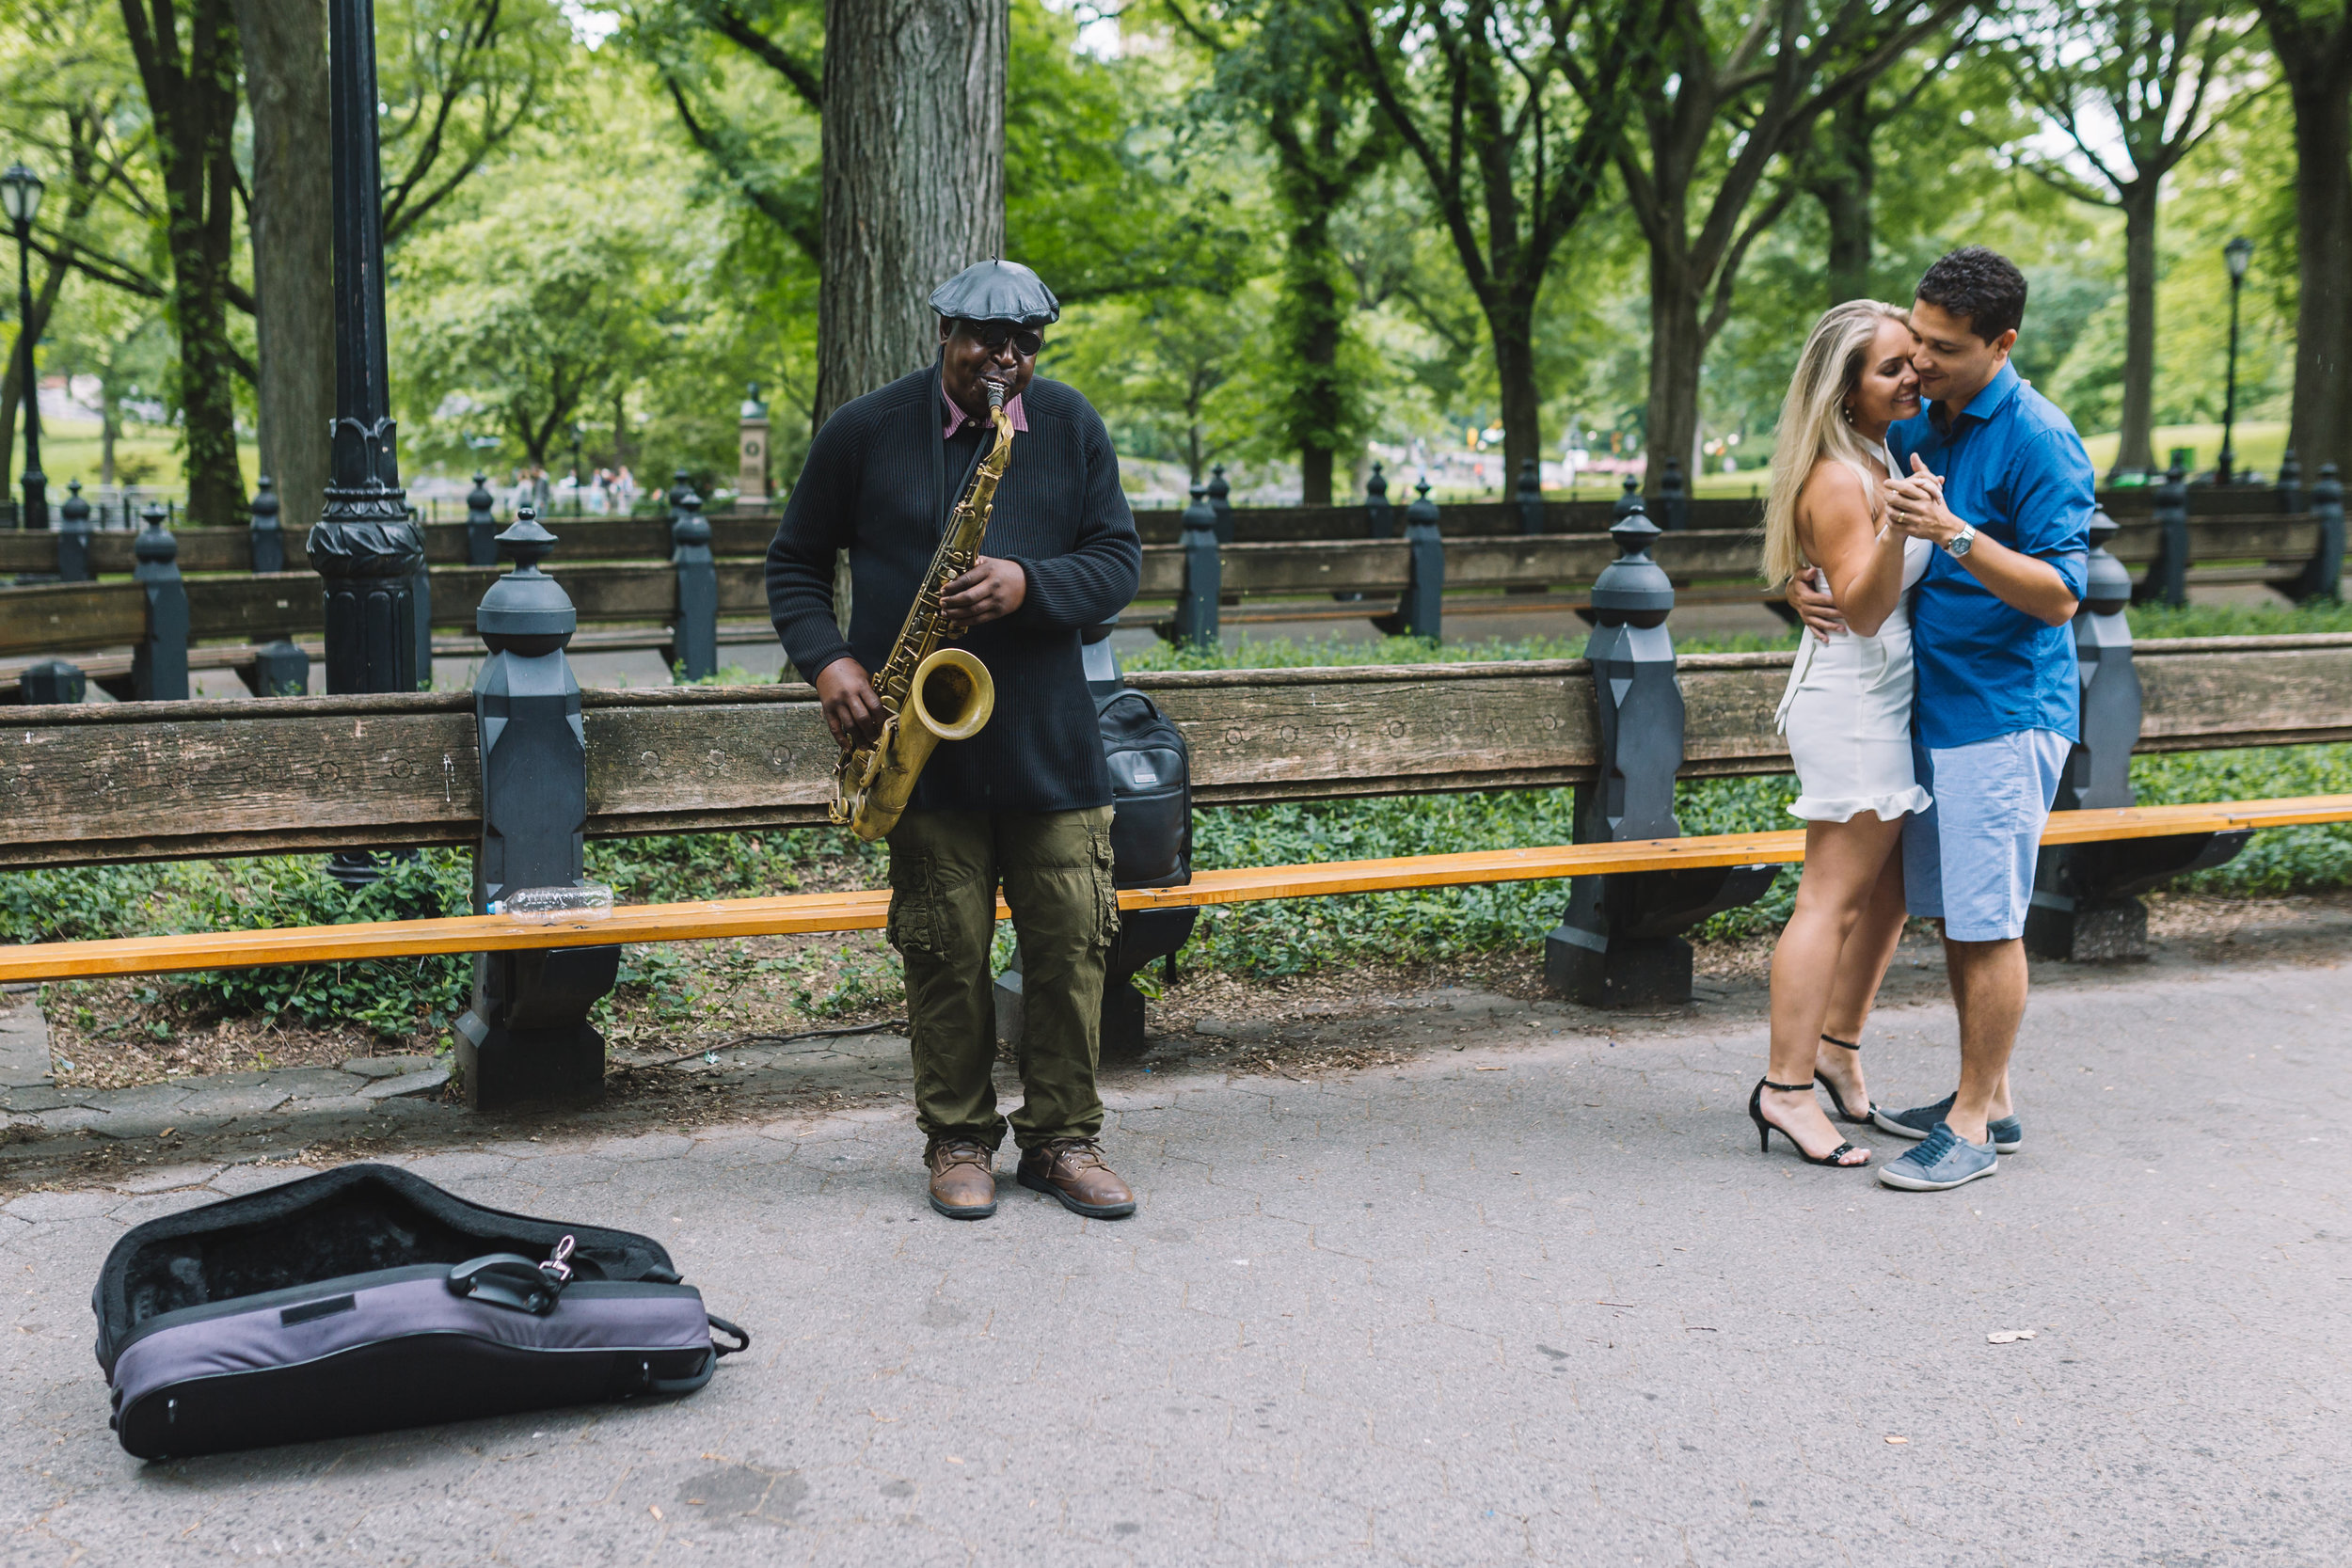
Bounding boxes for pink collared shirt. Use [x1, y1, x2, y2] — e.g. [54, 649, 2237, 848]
[942, 378, 1029, 438]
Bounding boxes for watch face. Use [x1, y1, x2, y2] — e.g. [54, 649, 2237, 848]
[1947, 529, 1974, 557]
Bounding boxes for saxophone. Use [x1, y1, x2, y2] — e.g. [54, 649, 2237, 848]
[829, 383, 1010, 840]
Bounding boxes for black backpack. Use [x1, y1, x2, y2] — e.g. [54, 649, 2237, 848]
[1098, 689, 1191, 889]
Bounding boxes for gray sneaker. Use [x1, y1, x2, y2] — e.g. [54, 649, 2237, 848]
[1877, 1122, 1997, 1192]
[1874, 1094, 2022, 1154]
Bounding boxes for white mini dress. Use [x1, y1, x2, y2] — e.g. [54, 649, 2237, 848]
[1774, 447, 1935, 824]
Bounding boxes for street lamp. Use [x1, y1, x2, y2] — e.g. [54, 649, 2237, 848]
[2217, 235, 2253, 485]
[2, 161, 48, 531]
[310, 0, 427, 886]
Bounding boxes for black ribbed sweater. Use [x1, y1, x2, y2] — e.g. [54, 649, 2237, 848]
[766, 368, 1142, 815]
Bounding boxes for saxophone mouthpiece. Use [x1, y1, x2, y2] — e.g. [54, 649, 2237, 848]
[985, 380, 1007, 414]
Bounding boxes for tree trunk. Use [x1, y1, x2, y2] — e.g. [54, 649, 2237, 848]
[813, 0, 1009, 431]
[2116, 184, 2160, 476]
[234, 0, 334, 531]
[121, 0, 246, 524]
[1488, 286, 1543, 490]
[2287, 68, 2352, 471]
[1644, 245, 1706, 496]
[1283, 206, 1345, 504]
[1818, 95, 1874, 305]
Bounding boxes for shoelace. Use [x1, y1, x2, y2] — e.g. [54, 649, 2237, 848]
[1908, 1125, 1957, 1165]
[1041, 1139, 1108, 1172]
[932, 1140, 991, 1170]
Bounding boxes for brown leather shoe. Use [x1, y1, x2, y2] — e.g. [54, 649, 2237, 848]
[926, 1137, 997, 1220]
[1016, 1138, 1136, 1218]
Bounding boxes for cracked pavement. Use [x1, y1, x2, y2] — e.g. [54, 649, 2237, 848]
[0, 953, 2346, 1565]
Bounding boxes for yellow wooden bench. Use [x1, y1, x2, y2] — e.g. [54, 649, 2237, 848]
[3, 796, 2343, 985]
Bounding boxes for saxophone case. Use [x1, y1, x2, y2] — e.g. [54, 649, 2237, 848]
[91, 1163, 745, 1459]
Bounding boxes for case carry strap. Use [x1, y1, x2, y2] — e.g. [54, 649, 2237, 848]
[708, 1314, 752, 1356]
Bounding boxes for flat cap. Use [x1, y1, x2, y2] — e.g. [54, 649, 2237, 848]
[929, 259, 1060, 327]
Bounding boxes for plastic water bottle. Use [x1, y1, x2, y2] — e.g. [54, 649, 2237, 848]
[487, 882, 615, 924]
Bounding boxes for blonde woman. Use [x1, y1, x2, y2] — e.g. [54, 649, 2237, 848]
[1748, 301, 1931, 1167]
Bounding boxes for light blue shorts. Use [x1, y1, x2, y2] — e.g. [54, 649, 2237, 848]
[1902, 728, 2074, 942]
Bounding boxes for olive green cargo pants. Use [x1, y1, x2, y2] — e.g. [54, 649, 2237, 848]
[884, 805, 1116, 1151]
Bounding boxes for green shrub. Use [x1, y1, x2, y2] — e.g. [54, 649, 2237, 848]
[2125, 600, 2352, 640]
[165, 852, 476, 1037]
[0, 864, 178, 944]
[2131, 744, 2352, 895]
[586, 828, 881, 906]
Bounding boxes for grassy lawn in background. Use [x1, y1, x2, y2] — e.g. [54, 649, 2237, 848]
[22, 421, 259, 503]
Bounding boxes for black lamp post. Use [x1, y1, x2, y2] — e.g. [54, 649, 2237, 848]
[3, 162, 48, 531]
[2217, 235, 2253, 485]
[310, 0, 425, 885]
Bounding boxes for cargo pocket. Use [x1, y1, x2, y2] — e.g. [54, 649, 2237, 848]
[885, 852, 944, 958]
[1088, 821, 1120, 956]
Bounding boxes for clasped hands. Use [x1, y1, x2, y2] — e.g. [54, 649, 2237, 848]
[813, 556, 1027, 750]
[1788, 455, 1965, 639]
[1882, 453, 1965, 547]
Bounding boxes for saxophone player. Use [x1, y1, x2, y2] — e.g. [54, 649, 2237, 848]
[765, 261, 1145, 1222]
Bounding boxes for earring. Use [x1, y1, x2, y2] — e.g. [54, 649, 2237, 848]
[1841, 404, 1856, 426]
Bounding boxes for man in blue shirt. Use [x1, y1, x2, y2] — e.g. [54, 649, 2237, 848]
[1792, 246, 2092, 1192]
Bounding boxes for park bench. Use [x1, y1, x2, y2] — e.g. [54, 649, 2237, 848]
[1, 507, 2345, 1108]
[7, 796, 2343, 987]
[2, 463, 2338, 694]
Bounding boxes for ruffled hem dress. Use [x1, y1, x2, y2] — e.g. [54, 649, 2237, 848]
[1775, 446, 1935, 825]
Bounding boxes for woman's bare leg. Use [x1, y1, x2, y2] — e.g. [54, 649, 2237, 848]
[1814, 842, 1909, 1115]
[1762, 815, 1904, 1161]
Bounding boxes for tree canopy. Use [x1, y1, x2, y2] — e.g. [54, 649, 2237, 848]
[0, 0, 2325, 518]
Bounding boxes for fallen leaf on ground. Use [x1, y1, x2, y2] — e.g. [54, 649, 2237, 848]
[1884, 1435, 1909, 1445]
[1473, 1065, 1507, 1071]
[1987, 1329, 2037, 1344]
[649, 1505, 663, 1520]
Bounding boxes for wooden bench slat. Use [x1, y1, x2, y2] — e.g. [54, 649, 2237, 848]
[4, 795, 2343, 983]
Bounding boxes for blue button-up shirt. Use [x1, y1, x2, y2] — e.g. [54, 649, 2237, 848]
[1890, 362, 2094, 750]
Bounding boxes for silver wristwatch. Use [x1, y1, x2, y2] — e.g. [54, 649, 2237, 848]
[1944, 523, 1978, 559]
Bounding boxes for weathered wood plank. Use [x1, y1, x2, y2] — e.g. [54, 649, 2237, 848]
[1140, 661, 1601, 801]
[0, 581, 148, 657]
[1129, 496, 1768, 544]
[2136, 634, 2352, 750]
[0, 637, 2345, 867]
[1135, 529, 1770, 601]
[0, 691, 479, 863]
[2104, 517, 2319, 564]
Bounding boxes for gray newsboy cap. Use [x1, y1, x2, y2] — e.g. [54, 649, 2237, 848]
[929, 259, 1060, 328]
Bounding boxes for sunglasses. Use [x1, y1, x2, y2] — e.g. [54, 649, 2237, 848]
[963, 323, 1043, 357]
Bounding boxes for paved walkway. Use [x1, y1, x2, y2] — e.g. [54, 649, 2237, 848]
[2, 953, 2346, 1566]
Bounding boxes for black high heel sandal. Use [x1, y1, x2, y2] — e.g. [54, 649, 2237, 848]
[1748, 1078, 1868, 1166]
[1815, 1034, 1873, 1124]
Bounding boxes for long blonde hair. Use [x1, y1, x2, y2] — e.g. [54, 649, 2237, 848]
[1759, 300, 1911, 587]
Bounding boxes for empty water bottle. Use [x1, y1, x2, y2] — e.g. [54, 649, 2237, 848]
[487, 882, 615, 924]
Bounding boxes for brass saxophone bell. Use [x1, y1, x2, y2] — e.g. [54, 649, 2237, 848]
[847, 648, 994, 841]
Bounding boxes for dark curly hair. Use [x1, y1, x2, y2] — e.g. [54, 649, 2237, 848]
[1915, 246, 2027, 343]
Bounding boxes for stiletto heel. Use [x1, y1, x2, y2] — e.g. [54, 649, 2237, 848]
[1749, 1078, 1867, 1167]
[1816, 1034, 1872, 1124]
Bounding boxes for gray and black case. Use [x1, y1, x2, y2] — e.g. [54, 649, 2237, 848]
[92, 1163, 745, 1459]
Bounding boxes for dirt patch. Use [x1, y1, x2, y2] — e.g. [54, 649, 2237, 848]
[40, 979, 390, 1091]
[30, 891, 2352, 1099]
